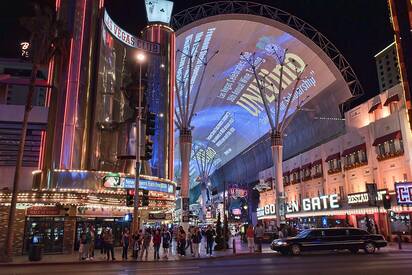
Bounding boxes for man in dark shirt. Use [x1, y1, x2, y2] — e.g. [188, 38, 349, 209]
[205, 225, 216, 256]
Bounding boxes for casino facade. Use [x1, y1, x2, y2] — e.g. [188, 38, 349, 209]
[0, 0, 177, 255]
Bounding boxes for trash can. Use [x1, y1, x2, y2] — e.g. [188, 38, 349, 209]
[28, 236, 42, 261]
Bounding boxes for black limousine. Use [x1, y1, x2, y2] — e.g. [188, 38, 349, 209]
[271, 228, 387, 256]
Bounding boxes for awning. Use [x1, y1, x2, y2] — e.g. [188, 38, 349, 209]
[372, 131, 402, 146]
[301, 163, 311, 169]
[325, 153, 340, 162]
[312, 159, 322, 166]
[368, 102, 382, 113]
[342, 143, 366, 157]
[383, 94, 400, 106]
[291, 167, 300, 173]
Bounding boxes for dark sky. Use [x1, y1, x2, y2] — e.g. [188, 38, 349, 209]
[1, 0, 393, 101]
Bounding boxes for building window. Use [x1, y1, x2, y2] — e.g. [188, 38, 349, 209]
[389, 102, 398, 114]
[327, 159, 341, 174]
[343, 149, 367, 170]
[376, 137, 404, 161]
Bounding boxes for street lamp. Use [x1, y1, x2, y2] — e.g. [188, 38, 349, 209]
[133, 51, 146, 233]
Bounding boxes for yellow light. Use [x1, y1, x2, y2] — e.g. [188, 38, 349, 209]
[136, 52, 146, 62]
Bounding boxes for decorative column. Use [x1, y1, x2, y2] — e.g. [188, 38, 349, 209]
[271, 130, 284, 228]
[180, 129, 192, 230]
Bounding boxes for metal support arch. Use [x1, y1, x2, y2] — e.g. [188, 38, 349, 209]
[171, 1, 363, 98]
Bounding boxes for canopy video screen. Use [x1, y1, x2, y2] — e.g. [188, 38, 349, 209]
[175, 18, 345, 181]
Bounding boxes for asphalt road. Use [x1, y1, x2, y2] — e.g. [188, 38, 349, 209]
[2, 251, 412, 275]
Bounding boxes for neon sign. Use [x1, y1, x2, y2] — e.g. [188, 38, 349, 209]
[395, 182, 412, 205]
[103, 10, 160, 54]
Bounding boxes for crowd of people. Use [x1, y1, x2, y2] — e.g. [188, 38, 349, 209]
[78, 224, 218, 261]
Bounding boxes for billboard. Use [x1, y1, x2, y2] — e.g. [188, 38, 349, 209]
[175, 17, 349, 180]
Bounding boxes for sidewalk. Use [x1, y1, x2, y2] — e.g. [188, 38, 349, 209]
[382, 241, 412, 252]
[0, 237, 258, 266]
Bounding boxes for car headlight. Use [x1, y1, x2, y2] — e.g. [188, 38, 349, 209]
[275, 240, 287, 246]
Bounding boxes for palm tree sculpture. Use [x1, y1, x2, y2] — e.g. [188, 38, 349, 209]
[2, 4, 67, 260]
[174, 47, 218, 228]
[192, 143, 218, 222]
[240, 48, 310, 228]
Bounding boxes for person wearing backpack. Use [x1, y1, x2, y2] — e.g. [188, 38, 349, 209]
[132, 229, 141, 260]
[162, 226, 171, 259]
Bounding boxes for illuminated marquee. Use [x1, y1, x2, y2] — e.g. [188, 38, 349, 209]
[257, 194, 340, 218]
[103, 10, 160, 54]
[103, 176, 175, 194]
[347, 189, 387, 205]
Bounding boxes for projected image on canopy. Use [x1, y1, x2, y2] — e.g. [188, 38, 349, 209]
[175, 19, 337, 181]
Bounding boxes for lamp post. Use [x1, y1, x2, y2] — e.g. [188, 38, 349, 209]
[133, 52, 145, 233]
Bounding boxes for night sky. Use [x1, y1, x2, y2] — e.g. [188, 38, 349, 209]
[1, 0, 393, 102]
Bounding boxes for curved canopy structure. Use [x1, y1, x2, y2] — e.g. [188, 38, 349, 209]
[172, 1, 362, 184]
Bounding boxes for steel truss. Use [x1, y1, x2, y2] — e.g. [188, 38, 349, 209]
[171, 1, 363, 97]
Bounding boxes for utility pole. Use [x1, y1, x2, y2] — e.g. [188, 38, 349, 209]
[133, 52, 146, 232]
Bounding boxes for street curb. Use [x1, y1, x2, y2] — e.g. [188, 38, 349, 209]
[0, 252, 265, 267]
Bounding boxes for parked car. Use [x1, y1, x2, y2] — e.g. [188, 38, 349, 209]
[271, 227, 387, 256]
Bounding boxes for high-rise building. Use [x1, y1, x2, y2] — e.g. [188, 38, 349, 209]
[374, 42, 401, 92]
[0, 58, 49, 190]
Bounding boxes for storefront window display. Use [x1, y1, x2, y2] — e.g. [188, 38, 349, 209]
[390, 212, 411, 235]
[356, 214, 378, 234]
[23, 217, 65, 254]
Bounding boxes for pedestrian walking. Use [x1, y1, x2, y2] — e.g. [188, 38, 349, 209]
[153, 229, 161, 260]
[100, 229, 107, 256]
[88, 225, 95, 260]
[132, 230, 141, 259]
[205, 225, 215, 256]
[122, 228, 130, 260]
[186, 226, 193, 255]
[140, 228, 152, 260]
[162, 226, 172, 259]
[177, 226, 186, 256]
[105, 228, 115, 261]
[278, 226, 284, 239]
[81, 226, 91, 260]
[192, 227, 202, 258]
[255, 223, 264, 252]
[79, 231, 87, 261]
[246, 224, 254, 253]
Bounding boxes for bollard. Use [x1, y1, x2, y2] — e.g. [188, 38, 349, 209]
[398, 234, 402, 250]
[233, 238, 236, 254]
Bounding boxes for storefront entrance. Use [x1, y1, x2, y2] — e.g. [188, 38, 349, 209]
[23, 217, 65, 254]
[74, 217, 131, 250]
